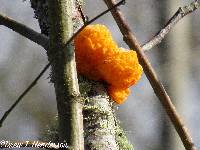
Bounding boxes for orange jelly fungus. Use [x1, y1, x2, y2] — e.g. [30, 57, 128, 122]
[74, 24, 143, 104]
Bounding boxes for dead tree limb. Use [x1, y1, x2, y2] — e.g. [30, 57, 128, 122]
[142, 0, 200, 51]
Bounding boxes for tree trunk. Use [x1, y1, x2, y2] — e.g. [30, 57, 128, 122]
[30, 0, 134, 149]
[154, 1, 172, 149]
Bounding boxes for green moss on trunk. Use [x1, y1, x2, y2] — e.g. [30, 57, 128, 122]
[48, 0, 84, 150]
[80, 77, 133, 150]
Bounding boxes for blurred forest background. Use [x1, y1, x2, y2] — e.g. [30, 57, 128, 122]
[0, 0, 200, 150]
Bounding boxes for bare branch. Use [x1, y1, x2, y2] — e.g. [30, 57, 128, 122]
[0, 0, 125, 128]
[104, 0, 196, 150]
[0, 13, 49, 50]
[0, 140, 60, 149]
[142, 0, 200, 51]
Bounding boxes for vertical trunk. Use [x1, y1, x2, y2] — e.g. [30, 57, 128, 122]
[154, 1, 192, 149]
[167, 1, 192, 150]
[154, 1, 172, 149]
[48, 0, 84, 149]
[150, 1, 193, 149]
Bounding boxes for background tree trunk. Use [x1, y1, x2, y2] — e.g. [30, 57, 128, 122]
[155, 1, 192, 150]
[154, 1, 172, 149]
[168, 1, 192, 149]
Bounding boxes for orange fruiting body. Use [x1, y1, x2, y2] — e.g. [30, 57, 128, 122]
[75, 24, 142, 104]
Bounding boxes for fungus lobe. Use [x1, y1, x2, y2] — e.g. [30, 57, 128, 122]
[75, 24, 142, 104]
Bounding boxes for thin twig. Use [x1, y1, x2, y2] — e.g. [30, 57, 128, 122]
[0, 140, 60, 149]
[0, 0, 125, 128]
[0, 13, 49, 50]
[0, 63, 51, 127]
[64, 0, 125, 42]
[142, 0, 200, 51]
[104, 0, 196, 150]
[77, 3, 88, 24]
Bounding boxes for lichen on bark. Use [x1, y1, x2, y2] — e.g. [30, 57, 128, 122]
[80, 77, 133, 150]
[48, 0, 84, 149]
[42, 77, 134, 150]
[30, 0, 134, 149]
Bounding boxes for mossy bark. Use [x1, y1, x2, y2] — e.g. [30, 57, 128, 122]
[30, 0, 134, 149]
[48, 0, 84, 150]
[79, 77, 133, 150]
[43, 77, 134, 150]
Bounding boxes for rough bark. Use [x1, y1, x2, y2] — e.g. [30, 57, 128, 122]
[43, 77, 134, 150]
[32, 0, 84, 149]
[30, 0, 133, 149]
[79, 77, 133, 150]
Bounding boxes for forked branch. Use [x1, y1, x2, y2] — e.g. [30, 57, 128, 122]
[142, 0, 200, 51]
